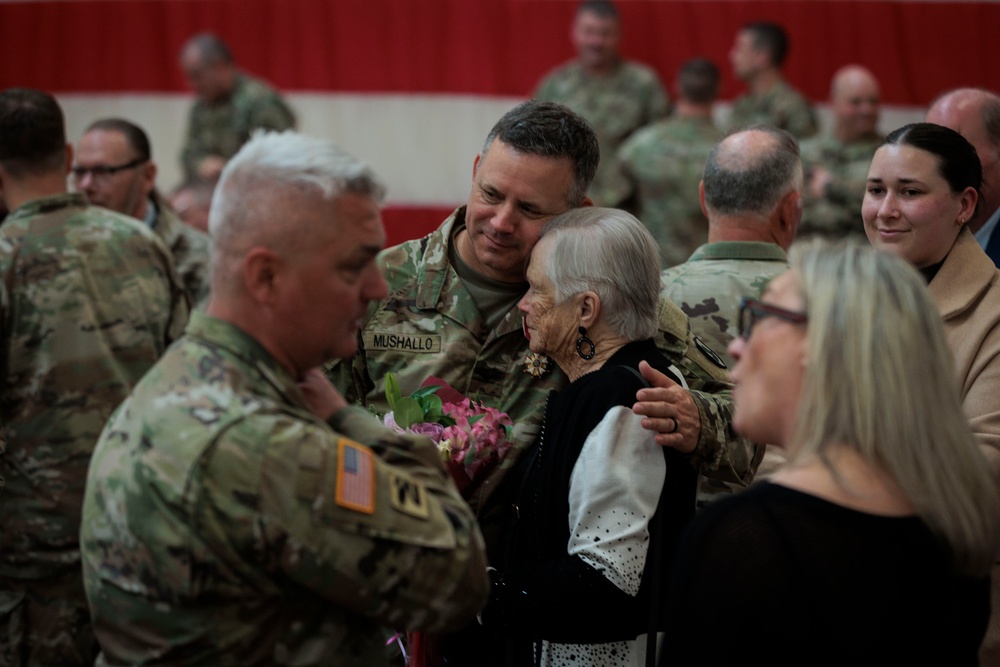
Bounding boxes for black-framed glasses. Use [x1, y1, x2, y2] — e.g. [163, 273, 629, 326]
[71, 158, 145, 181]
[737, 297, 808, 340]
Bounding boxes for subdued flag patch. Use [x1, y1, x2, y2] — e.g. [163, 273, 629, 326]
[335, 438, 375, 514]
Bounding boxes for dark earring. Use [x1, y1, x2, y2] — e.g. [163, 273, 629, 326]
[576, 326, 596, 360]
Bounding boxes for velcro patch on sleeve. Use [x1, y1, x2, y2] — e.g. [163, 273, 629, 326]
[388, 472, 430, 520]
[335, 438, 375, 514]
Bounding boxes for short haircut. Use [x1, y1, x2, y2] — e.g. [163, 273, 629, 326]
[884, 122, 982, 215]
[787, 238, 1000, 577]
[183, 33, 233, 65]
[481, 100, 600, 206]
[703, 124, 801, 217]
[0, 88, 66, 178]
[210, 131, 385, 287]
[577, 0, 619, 20]
[678, 58, 720, 105]
[538, 207, 659, 341]
[743, 21, 789, 68]
[84, 118, 152, 162]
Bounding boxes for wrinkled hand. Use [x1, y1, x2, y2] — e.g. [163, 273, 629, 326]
[298, 368, 347, 421]
[632, 361, 701, 453]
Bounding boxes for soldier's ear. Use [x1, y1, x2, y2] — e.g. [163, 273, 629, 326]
[698, 180, 708, 218]
[243, 246, 281, 305]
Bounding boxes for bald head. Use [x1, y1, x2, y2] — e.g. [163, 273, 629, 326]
[701, 126, 802, 247]
[830, 65, 880, 142]
[928, 88, 1000, 229]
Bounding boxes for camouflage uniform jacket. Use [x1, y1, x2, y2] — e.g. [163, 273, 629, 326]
[617, 115, 721, 268]
[661, 241, 789, 368]
[181, 72, 296, 178]
[799, 131, 883, 240]
[535, 60, 670, 206]
[326, 208, 757, 514]
[152, 190, 212, 307]
[81, 312, 489, 666]
[728, 79, 818, 139]
[0, 193, 189, 582]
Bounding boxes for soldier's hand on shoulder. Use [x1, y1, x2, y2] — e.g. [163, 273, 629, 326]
[632, 361, 701, 453]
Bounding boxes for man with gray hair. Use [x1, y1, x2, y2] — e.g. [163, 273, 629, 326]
[659, 125, 801, 495]
[927, 88, 1000, 266]
[81, 131, 489, 665]
[662, 125, 801, 366]
[179, 32, 295, 181]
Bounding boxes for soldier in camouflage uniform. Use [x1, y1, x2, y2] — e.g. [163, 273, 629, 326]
[660, 125, 801, 501]
[81, 132, 489, 666]
[618, 58, 723, 268]
[800, 65, 883, 240]
[75, 118, 213, 305]
[727, 22, 817, 139]
[327, 101, 758, 520]
[180, 33, 295, 181]
[0, 88, 190, 667]
[534, 0, 669, 207]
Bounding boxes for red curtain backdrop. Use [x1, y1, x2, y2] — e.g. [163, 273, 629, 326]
[3, 0, 998, 105]
[3, 0, 997, 244]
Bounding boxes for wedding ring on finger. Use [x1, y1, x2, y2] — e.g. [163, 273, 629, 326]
[666, 417, 678, 434]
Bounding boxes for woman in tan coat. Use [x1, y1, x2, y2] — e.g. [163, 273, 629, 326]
[863, 122, 1000, 662]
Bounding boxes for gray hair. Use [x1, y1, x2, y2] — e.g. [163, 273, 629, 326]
[481, 100, 599, 206]
[703, 125, 801, 217]
[788, 238, 1000, 577]
[209, 131, 385, 287]
[538, 207, 659, 340]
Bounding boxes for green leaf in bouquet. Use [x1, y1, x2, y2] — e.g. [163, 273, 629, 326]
[467, 414, 486, 426]
[411, 385, 442, 400]
[394, 397, 426, 428]
[420, 394, 445, 419]
[385, 372, 402, 411]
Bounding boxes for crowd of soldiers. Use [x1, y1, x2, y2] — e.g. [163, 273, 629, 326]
[3, 0, 1000, 665]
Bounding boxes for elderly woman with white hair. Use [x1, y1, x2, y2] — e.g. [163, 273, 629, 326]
[662, 240, 1000, 665]
[482, 207, 698, 667]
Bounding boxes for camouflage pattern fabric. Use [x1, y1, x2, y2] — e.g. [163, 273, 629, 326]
[81, 312, 489, 667]
[152, 190, 212, 307]
[660, 241, 789, 368]
[534, 60, 670, 207]
[799, 132, 883, 240]
[0, 192, 189, 667]
[325, 208, 759, 517]
[660, 240, 788, 507]
[617, 115, 721, 268]
[728, 80, 818, 139]
[181, 73, 296, 179]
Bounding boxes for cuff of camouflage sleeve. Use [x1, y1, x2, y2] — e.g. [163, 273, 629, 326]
[326, 405, 393, 446]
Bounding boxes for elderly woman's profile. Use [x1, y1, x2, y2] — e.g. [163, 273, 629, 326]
[481, 207, 698, 666]
[662, 240, 1000, 665]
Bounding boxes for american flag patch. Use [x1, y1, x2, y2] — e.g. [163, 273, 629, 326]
[335, 438, 375, 514]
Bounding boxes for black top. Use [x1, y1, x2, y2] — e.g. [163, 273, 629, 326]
[662, 481, 990, 666]
[486, 339, 697, 663]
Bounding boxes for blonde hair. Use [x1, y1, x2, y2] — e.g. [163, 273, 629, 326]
[787, 239, 1000, 576]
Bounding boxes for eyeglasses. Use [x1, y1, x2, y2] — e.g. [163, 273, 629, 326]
[71, 158, 145, 182]
[737, 297, 808, 340]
